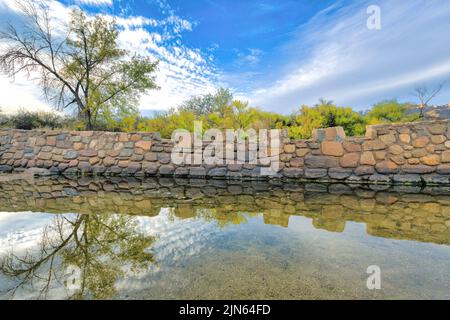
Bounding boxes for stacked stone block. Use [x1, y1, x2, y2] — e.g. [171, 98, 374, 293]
[1, 120, 450, 184]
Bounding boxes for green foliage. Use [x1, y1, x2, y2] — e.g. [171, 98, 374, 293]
[0, 94, 426, 140]
[0, 213, 155, 299]
[64, 9, 159, 129]
[289, 102, 366, 139]
[0, 2, 158, 131]
[112, 90, 286, 138]
[9, 111, 41, 130]
[178, 88, 233, 116]
[0, 108, 8, 127]
[286, 99, 421, 139]
[364, 100, 420, 124]
[98, 95, 426, 140]
[1, 109, 74, 130]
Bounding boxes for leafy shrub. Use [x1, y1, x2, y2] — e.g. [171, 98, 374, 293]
[0, 109, 8, 128]
[290, 103, 366, 139]
[4, 109, 74, 130]
[9, 110, 41, 130]
[364, 100, 420, 124]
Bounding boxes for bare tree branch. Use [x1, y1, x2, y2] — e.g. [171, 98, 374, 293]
[0, 0, 158, 130]
[413, 82, 446, 118]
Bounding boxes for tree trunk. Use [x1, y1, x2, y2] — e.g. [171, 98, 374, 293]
[81, 106, 93, 131]
[85, 110, 93, 131]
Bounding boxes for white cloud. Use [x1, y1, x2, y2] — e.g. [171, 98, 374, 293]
[0, 0, 74, 114]
[76, 0, 113, 7]
[5, 0, 446, 115]
[115, 21, 218, 110]
[237, 48, 263, 66]
[114, 15, 158, 28]
[164, 15, 193, 34]
[0, 0, 219, 114]
[0, 75, 53, 113]
[247, 0, 450, 112]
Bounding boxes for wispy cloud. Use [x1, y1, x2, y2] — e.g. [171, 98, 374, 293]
[0, 0, 72, 113]
[0, 0, 218, 113]
[2, 0, 450, 114]
[112, 14, 217, 110]
[240, 48, 263, 65]
[247, 0, 450, 112]
[0, 76, 53, 113]
[76, 0, 112, 7]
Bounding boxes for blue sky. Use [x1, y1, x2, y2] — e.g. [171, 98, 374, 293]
[1, 0, 450, 114]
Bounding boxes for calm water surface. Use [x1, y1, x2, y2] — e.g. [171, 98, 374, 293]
[0, 176, 449, 299]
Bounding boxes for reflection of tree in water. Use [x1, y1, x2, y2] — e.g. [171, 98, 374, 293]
[0, 214, 155, 299]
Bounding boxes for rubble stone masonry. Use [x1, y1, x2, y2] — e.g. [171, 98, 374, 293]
[1, 120, 450, 185]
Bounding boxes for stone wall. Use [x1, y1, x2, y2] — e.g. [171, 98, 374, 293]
[1, 120, 450, 184]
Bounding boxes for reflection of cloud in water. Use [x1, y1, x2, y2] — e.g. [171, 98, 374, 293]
[143, 210, 218, 264]
[0, 208, 223, 298]
[0, 212, 70, 299]
[0, 208, 219, 263]
[2, 175, 450, 299]
[0, 209, 217, 261]
[116, 208, 221, 292]
[0, 211, 156, 299]
[0, 212, 58, 255]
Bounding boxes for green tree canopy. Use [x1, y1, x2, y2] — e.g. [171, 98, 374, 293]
[364, 100, 420, 124]
[178, 88, 233, 116]
[0, 1, 159, 130]
[0, 214, 155, 299]
[290, 101, 366, 139]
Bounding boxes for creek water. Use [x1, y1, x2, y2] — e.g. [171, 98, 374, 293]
[0, 176, 449, 299]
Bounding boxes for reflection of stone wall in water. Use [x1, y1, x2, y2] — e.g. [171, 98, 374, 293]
[0, 177, 449, 246]
[1, 120, 450, 184]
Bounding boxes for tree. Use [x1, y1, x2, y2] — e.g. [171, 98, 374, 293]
[364, 100, 420, 124]
[0, 1, 159, 130]
[0, 213, 155, 299]
[178, 88, 233, 116]
[291, 101, 366, 139]
[316, 98, 334, 106]
[413, 82, 445, 118]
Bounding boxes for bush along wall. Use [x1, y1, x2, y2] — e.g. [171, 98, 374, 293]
[1, 120, 450, 185]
